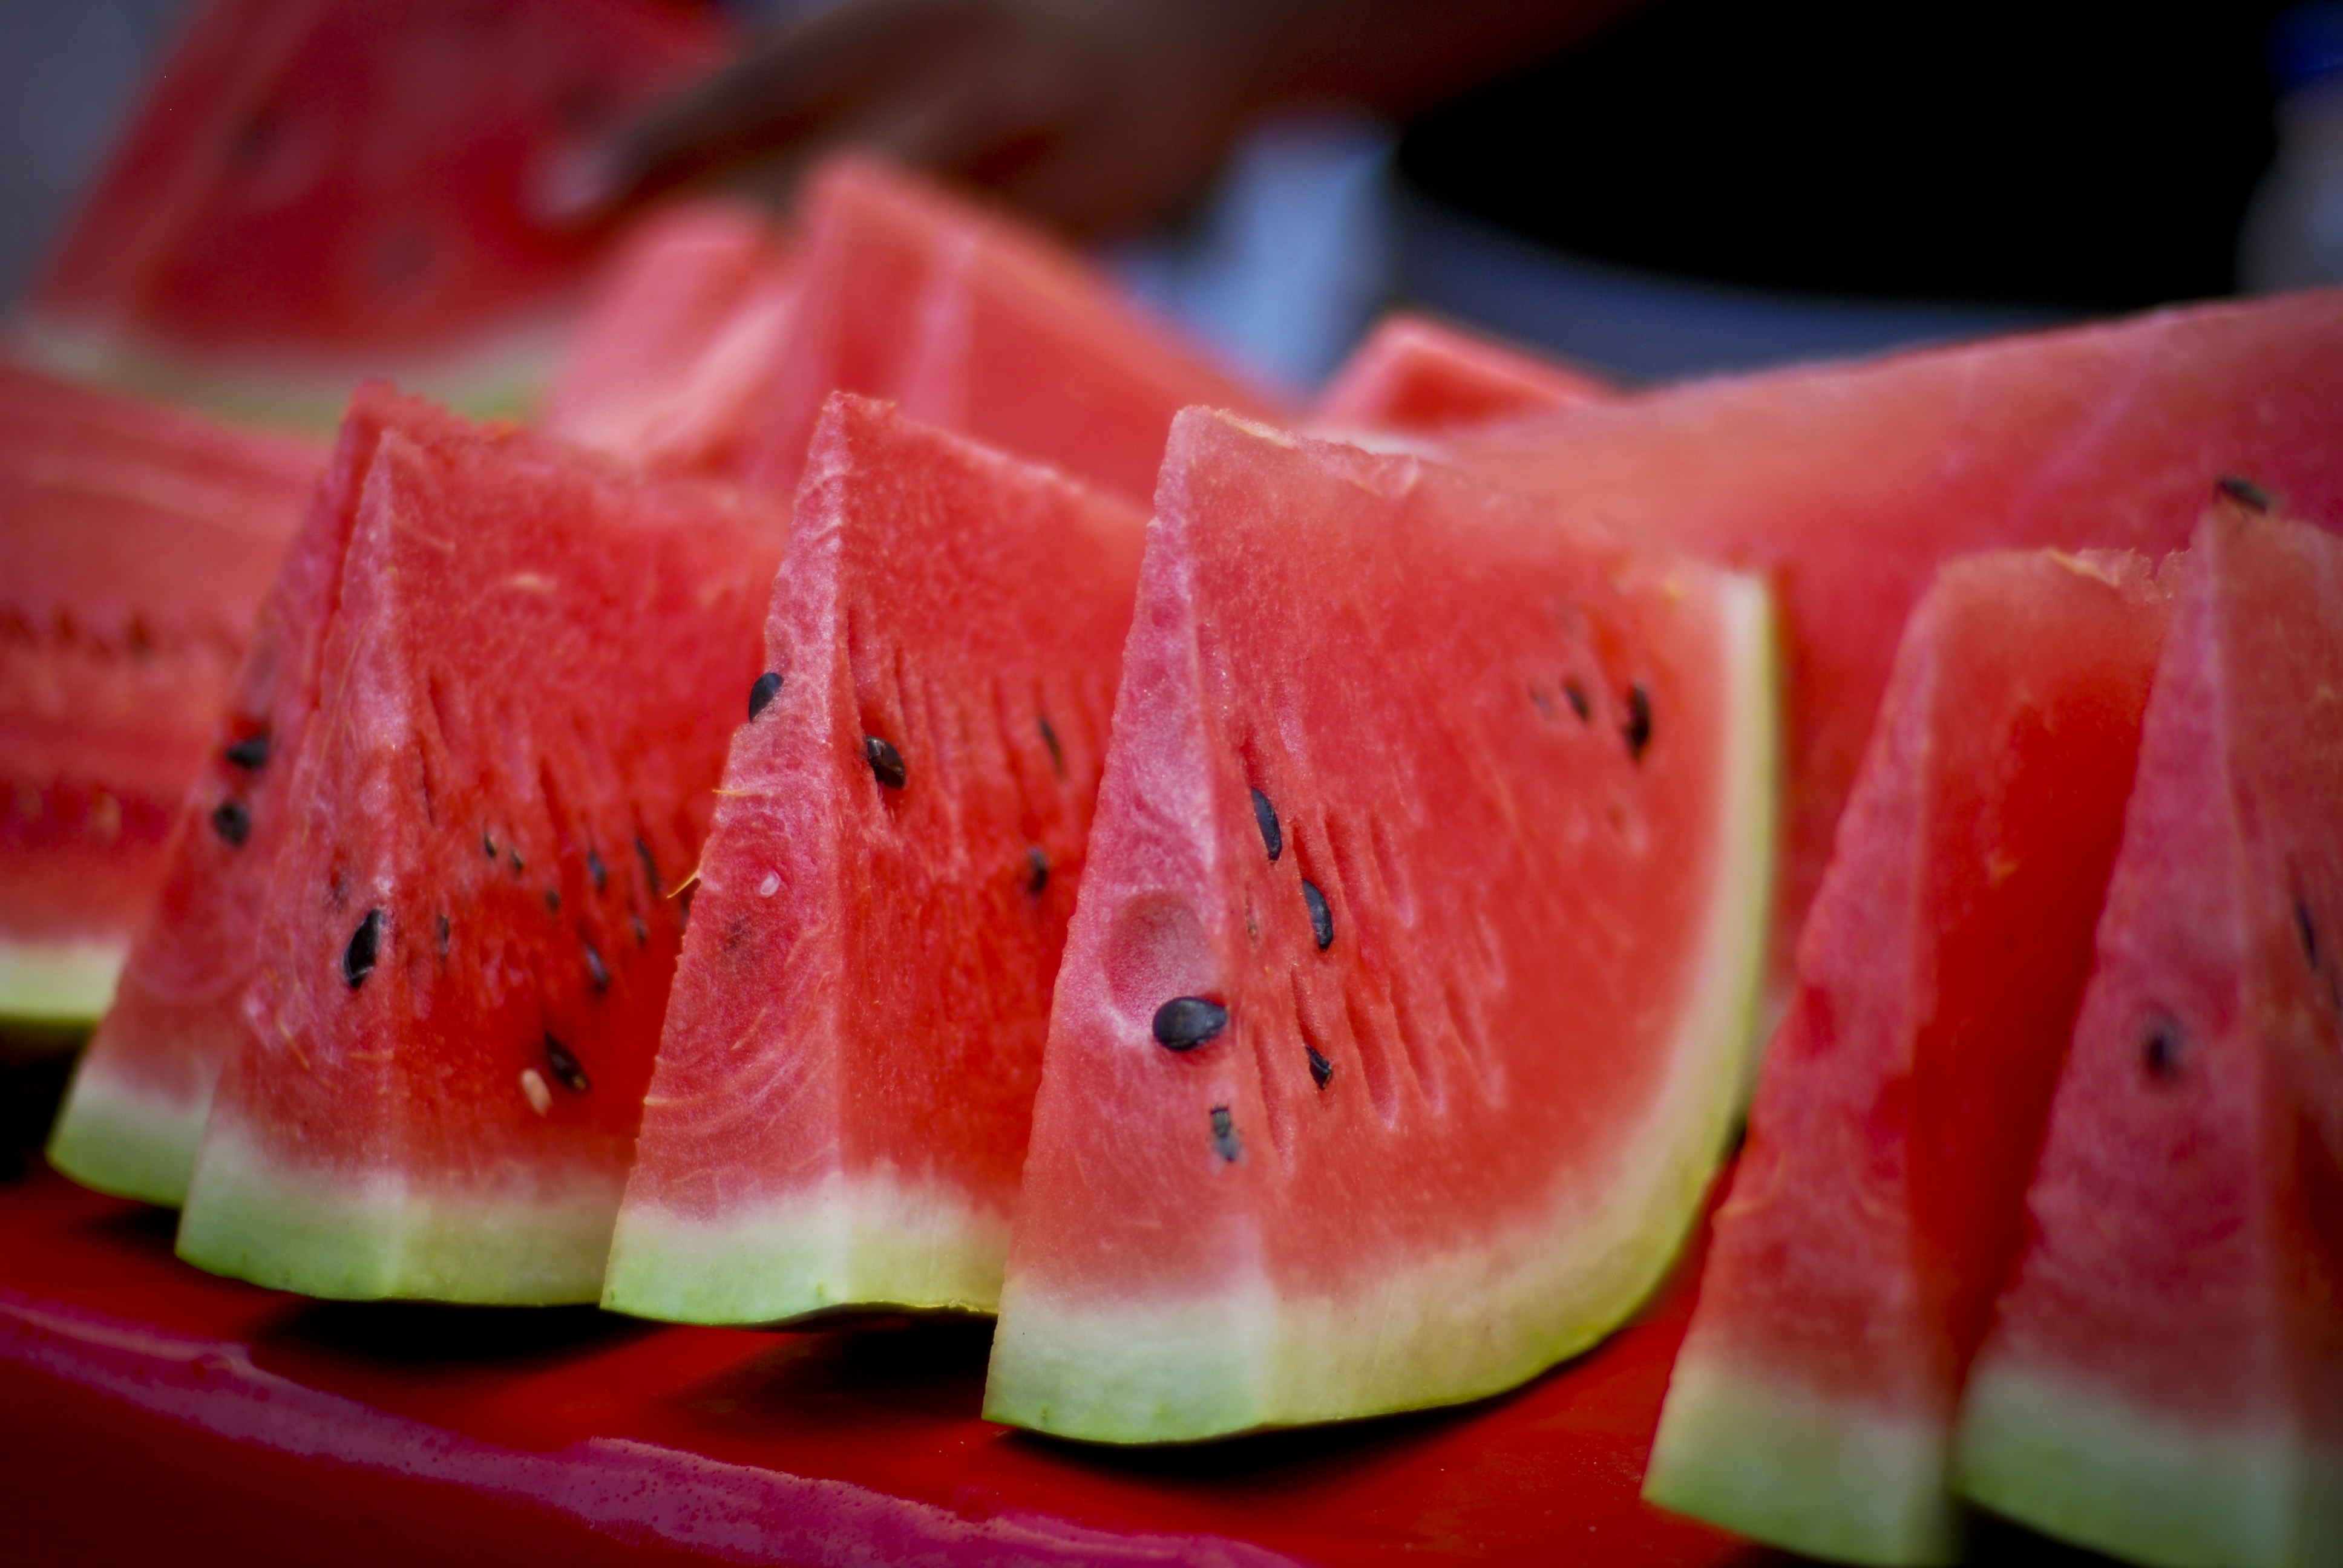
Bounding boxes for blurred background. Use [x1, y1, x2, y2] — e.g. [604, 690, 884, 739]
[5, 0, 2339, 391]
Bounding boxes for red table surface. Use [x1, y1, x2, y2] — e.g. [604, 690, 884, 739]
[0, 1161, 2099, 1567]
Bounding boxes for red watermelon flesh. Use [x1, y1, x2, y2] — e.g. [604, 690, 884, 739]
[1954, 504, 2343, 1568]
[50, 387, 479, 1205]
[604, 394, 1146, 1327]
[984, 410, 1777, 1442]
[536, 200, 799, 474]
[1442, 292, 2343, 1014]
[0, 361, 322, 1026]
[730, 157, 1288, 511]
[169, 401, 779, 1303]
[1643, 549, 2177, 1565]
[1312, 312, 1611, 438]
[27, 0, 726, 424]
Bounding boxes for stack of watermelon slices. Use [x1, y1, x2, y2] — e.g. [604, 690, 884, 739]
[1646, 496, 2343, 1568]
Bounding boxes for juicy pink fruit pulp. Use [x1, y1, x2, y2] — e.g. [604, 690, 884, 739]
[1313, 312, 1611, 437]
[1444, 292, 2343, 1006]
[0, 363, 321, 962]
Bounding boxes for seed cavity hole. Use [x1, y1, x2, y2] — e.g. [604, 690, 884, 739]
[1103, 892, 1214, 1027]
[1209, 1105, 1242, 1162]
[342, 909, 383, 989]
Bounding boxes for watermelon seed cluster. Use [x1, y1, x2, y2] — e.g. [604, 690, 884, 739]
[342, 909, 382, 989]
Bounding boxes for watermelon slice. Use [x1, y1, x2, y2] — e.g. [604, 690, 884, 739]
[51, 387, 473, 1204]
[168, 399, 779, 1302]
[536, 199, 798, 474]
[25, 0, 725, 427]
[0, 362, 322, 1026]
[1953, 501, 2343, 1568]
[604, 394, 1147, 1327]
[1312, 312, 1611, 437]
[1442, 293, 2343, 1012]
[984, 410, 1777, 1443]
[1643, 548, 2177, 1564]
[727, 157, 1286, 510]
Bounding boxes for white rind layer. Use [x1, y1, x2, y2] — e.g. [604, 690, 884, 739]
[1643, 1353, 1960, 1566]
[176, 1127, 623, 1304]
[45, 1059, 207, 1207]
[1956, 1362, 2343, 1568]
[0, 938, 123, 1026]
[985, 575, 1780, 1442]
[603, 1171, 1015, 1325]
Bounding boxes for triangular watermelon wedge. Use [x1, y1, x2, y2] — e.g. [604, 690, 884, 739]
[0, 362, 321, 1027]
[1643, 547, 2177, 1564]
[157, 403, 778, 1302]
[1312, 311, 1611, 438]
[1954, 501, 2343, 1568]
[605, 393, 1146, 1326]
[727, 157, 1287, 510]
[985, 410, 1776, 1442]
[50, 385, 446, 1204]
[26, 0, 725, 426]
[1443, 292, 2343, 1013]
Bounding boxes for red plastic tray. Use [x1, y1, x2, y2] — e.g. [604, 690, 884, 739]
[1, 1161, 2102, 1566]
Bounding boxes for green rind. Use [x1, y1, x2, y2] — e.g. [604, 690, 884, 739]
[1955, 1362, 2343, 1568]
[984, 576, 1780, 1443]
[0, 938, 123, 1027]
[1643, 1354, 1961, 1566]
[45, 1061, 206, 1207]
[176, 1127, 620, 1304]
[603, 1174, 1014, 1326]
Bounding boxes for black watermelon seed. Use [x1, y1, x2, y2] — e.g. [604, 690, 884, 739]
[630, 912, 650, 946]
[1210, 1105, 1242, 1161]
[864, 734, 906, 789]
[483, 831, 497, 860]
[2216, 474, 2273, 512]
[635, 836, 660, 895]
[435, 914, 451, 956]
[582, 941, 609, 992]
[1623, 684, 1654, 763]
[2297, 897, 2320, 972]
[2142, 1018, 2185, 1081]
[223, 732, 270, 770]
[1038, 714, 1065, 777]
[543, 1033, 590, 1093]
[343, 909, 383, 989]
[1565, 680, 1592, 722]
[211, 800, 251, 847]
[1307, 1045, 1334, 1088]
[748, 670, 783, 721]
[1025, 846, 1050, 895]
[1251, 788, 1282, 863]
[1153, 996, 1228, 1051]
[545, 888, 560, 912]
[1302, 880, 1334, 951]
[587, 849, 608, 893]
[509, 849, 525, 874]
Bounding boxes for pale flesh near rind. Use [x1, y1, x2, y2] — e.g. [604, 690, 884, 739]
[601, 1172, 1012, 1324]
[0, 941, 122, 1030]
[175, 1123, 622, 1304]
[985, 413, 1776, 1442]
[39, 1055, 203, 1207]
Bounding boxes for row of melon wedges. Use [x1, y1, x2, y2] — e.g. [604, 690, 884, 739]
[11, 154, 2341, 1568]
